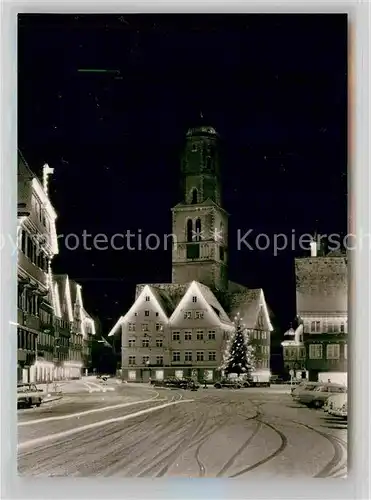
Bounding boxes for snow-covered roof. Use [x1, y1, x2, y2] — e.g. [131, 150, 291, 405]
[229, 289, 273, 331]
[196, 282, 231, 324]
[295, 257, 347, 314]
[148, 286, 175, 318]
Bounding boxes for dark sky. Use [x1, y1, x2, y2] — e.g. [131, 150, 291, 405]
[18, 14, 348, 336]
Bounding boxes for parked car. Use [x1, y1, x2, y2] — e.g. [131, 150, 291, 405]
[291, 381, 321, 398]
[331, 396, 347, 419]
[154, 377, 199, 390]
[214, 378, 242, 389]
[269, 375, 285, 384]
[17, 383, 43, 409]
[298, 383, 347, 409]
[324, 393, 348, 419]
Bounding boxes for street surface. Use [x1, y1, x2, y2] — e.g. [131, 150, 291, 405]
[18, 379, 347, 478]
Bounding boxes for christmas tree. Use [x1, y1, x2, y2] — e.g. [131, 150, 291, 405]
[220, 313, 256, 377]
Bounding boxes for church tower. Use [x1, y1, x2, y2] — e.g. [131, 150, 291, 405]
[171, 124, 229, 291]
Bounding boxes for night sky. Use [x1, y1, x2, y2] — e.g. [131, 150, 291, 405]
[18, 14, 348, 337]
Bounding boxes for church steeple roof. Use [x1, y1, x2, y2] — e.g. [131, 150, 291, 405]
[186, 111, 219, 138]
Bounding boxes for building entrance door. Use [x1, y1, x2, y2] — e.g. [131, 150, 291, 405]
[142, 369, 150, 383]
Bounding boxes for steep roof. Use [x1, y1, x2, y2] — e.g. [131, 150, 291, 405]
[228, 289, 262, 327]
[148, 286, 175, 318]
[136, 283, 188, 307]
[137, 281, 232, 325]
[196, 282, 231, 324]
[295, 257, 348, 313]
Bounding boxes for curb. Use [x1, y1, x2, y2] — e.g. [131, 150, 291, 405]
[42, 396, 63, 404]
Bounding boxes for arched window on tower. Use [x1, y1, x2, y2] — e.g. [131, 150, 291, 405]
[195, 218, 202, 241]
[186, 219, 193, 242]
[191, 189, 198, 204]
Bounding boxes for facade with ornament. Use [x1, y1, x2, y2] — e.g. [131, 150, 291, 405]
[109, 124, 273, 383]
[294, 240, 348, 385]
[17, 151, 96, 383]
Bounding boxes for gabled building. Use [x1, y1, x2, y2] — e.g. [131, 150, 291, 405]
[281, 324, 307, 379]
[295, 242, 348, 385]
[53, 274, 96, 379]
[17, 151, 58, 383]
[109, 124, 274, 383]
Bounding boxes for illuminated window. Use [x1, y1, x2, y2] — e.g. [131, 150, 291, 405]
[155, 323, 162, 331]
[142, 324, 149, 332]
[309, 344, 322, 359]
[326, 344, 340, 359]
[142, 356, 149, 365]
[183, 311, 192, 319]
[128, 323, 135, 332]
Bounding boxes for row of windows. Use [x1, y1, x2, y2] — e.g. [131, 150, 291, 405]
[308, 343, 347, 360]
[70, 334, 83, 346]
[183, 310, 205, 319]
[17, 328, 37, 351]
[128, 351, 217, 365]
[128, 322, 163, 332]
[18, 288, 39, 316]
[129, 355, 164, 366]
[248, 330, 268, 340]
[172, 351, 216, 362]
[173, 330, 216, 341]
[284, 347, 306, 359]
[128, 338, 163, 348]
[133, 311, 160, 317]
[144, 295, 199, 303]
[18, 229, 49, 272]
[305, 320, 347, 334]
[37, 332, 53, 347]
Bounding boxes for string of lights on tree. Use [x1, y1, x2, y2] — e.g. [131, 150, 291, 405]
[220, 312, 256, 377]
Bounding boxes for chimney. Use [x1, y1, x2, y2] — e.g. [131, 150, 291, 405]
[310, 239, 317, 257]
